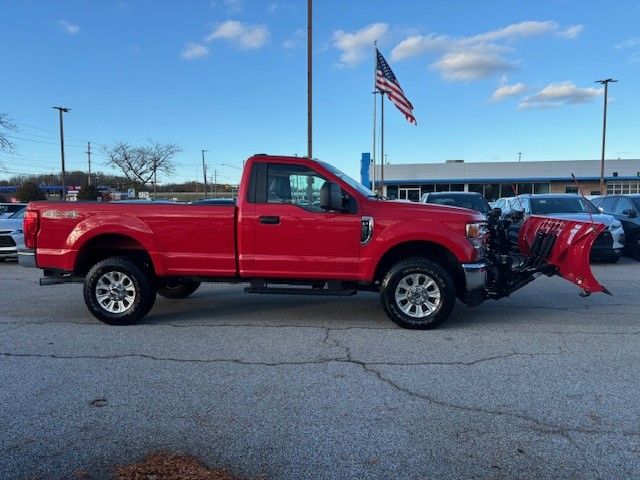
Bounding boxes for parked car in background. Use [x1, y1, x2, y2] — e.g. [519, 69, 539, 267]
[0, 203, 26, 219]
[191, 198, 236, 206]
[591, 194, 640, 260]
[0, 207, 26, 261]
[420, 192, 491, 215]
[502, 194, 625, 262]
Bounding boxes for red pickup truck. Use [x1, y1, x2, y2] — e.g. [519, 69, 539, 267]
[19, 154, 607, 329]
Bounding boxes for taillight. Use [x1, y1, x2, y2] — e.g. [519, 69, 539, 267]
[23, 210, 39, 249]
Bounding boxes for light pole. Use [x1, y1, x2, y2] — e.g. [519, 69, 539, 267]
[518, 152, 522, 163]
[53, 106, 70, 200]
[596, 78, 617, 195]
[201, 149, 208, 195]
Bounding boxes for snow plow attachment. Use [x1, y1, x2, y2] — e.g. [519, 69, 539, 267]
[518, 216, 608, 295]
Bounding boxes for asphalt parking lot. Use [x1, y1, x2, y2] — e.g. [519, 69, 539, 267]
[1, 259, 639, 480]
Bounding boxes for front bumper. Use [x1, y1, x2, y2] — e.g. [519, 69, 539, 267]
[17, 248, 36, 268]
[462, 262, 488, 290]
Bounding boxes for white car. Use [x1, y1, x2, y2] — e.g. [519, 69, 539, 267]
[0, 208, 26, 261]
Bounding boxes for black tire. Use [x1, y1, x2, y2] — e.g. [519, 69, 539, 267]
[605, 255, 621, 264]
[83, 256, 156, 325]
[157, 278, 201, 299]
[380, 257, 456, 330]
[632, 234, 640, 262]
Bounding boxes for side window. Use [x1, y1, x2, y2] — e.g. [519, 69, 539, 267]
[601, 196, 617, 213]
[614, 198, 633, 215]
[266, 164, 328, 212]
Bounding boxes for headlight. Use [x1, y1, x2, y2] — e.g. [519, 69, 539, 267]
[466, 222, 489, 251]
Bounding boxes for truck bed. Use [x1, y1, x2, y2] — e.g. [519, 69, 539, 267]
[30, 202, 238, 277]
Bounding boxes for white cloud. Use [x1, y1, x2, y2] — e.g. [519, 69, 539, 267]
[519, 81, 602, 109]
[224, 0, 243, 12]
[491, 82, 526, 101]
[57, 19, 80, 35]
[391, 20, 584, 82]
[391, 34, 453, 61]
[463, 20, 558, 44]
[206, 20, 269, 50]
[281, 28, 304, 50]
[615, 37, 640, 49]
[332, 23, 388, 67]
[431, 51, 517, 81]
[556, 24, 584, 39]
[181, 42, 209, 60]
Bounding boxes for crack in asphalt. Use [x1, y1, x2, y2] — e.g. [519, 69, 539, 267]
[4, 341, 636, 441]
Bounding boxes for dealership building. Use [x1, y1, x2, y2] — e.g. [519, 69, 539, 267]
[359, 154, 640, 202]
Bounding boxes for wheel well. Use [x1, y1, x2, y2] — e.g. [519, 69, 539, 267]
[374, 241, 465, 297]
[74, 234, 154, 275]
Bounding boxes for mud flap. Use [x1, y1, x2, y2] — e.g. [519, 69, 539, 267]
[518, 216, 609, 294]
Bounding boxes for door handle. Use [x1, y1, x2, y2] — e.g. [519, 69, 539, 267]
[259, 215, 280, 225]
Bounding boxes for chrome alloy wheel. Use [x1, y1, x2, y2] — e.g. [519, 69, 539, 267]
[394, 273, 441, 318]
[95, 271, 137, 314]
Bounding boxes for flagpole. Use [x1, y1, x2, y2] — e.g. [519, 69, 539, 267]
[371, 41, 378, 191]
[380, 91, 385, 195]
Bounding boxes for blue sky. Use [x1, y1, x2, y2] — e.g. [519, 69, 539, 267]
[1, 0, 639, 185]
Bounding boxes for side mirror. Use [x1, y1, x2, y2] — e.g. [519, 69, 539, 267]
[623, 209, 637, 218]
[320, 181, 343, 212]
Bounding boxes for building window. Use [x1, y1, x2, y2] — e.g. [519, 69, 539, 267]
[420, 185, 434, 195]
[386, 185, 398, 200]
[483, 184, 500, 201]
[613, 172, 618, 177]
[533, 183, 550, 194]
[500, 183, 517, 198]
[435, 184, 450, 192]
[468, 184, 484, 195]
[450, 184, 465, 192]
[517, 183, 533, 195]
[565, 186, 578, 194]
[607, 180, 640, 194]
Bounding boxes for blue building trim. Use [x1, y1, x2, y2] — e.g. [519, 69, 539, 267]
[382, 176, 640, 185]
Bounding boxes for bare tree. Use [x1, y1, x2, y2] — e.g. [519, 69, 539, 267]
[104, 140, 180, 193]
[0, 113, 16, 152]
[0, 113, 17, 172]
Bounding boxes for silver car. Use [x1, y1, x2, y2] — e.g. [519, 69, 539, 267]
[502, 194, 625, 262]
[0, 208, 26, 261]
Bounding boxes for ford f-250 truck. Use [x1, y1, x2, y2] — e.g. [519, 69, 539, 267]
[18, 154, 608, 329]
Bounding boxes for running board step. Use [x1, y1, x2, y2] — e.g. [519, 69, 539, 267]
[244, 286, 357, 296]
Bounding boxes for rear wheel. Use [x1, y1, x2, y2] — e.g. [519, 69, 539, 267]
[83, 257, 155, 325]
[380, 257, 456, 330]
[157, 278, 201, 299]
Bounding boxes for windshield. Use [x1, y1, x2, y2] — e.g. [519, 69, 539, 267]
[426, 194, 490, 213]
[8, 208, 26, 219]
[0, 204, 23, 215]
[530, 197, 597, 215]
[317, 161, 376, 198]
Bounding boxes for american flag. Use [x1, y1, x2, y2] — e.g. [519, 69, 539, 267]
[375, 48, 416, 125]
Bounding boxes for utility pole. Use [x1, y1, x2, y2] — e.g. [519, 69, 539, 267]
[201, 149, 208, 195]
[52, 106, 70, 200]
[518, 152, 522, 163]
[86, 142, 92, 185]
[153, 165, 157, 199]
[307, 0, 313, 159]
[213, 169, 217, 196]
[596, 78, 618, 195]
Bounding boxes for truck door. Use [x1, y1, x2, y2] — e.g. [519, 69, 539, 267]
[244, 162, 361, 280]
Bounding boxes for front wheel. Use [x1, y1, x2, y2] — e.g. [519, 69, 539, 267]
[83, 257, 156, 325]
[157, 278, 201, 299]
[380, 257, 456, 330]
